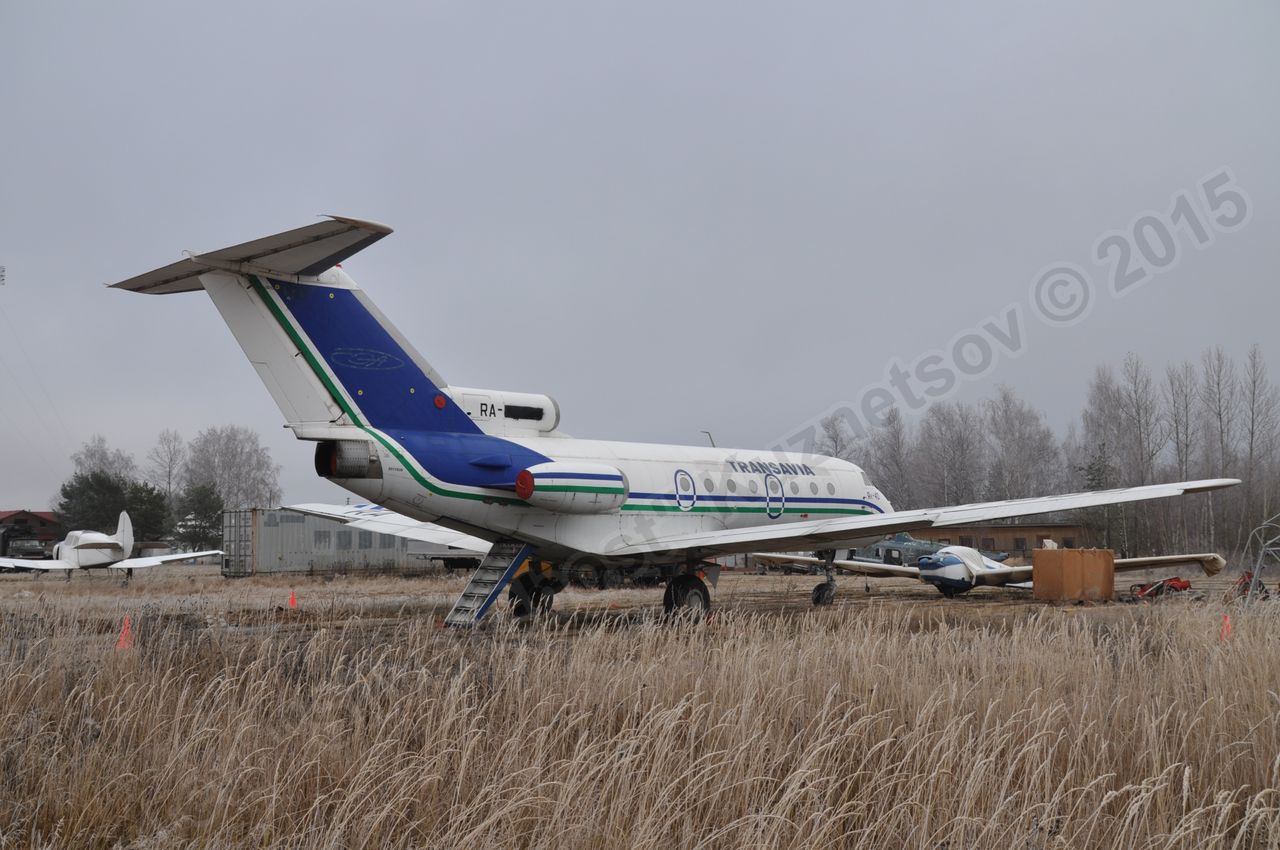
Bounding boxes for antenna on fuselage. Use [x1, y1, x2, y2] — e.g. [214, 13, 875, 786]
[700, 430, 716, 448]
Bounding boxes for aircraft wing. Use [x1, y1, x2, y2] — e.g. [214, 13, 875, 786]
[113, 550, 223, 569]
[608, 478, 1239, 557]
[966, 553, 1226, 586]
[0, 557, 73, 571]
[285, 504, 492, 554]
[1115, 553, 1225, 576]
[751, 552, 922, 579]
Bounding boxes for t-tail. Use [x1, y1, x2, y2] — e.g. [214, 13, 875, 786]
[110, 217, 480, 444]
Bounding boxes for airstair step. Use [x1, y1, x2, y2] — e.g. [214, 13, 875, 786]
[443, 539, 535, 627]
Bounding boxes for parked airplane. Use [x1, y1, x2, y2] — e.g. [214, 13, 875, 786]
[0, 512, 221, 573]
[753, 548, 1226, 601]
[767, 532, 1008, 574]
[111, 217, 1239, 623]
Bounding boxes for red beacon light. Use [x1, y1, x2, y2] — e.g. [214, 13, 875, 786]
[515, 469, 535, 500]
[433, 394, 447, 410]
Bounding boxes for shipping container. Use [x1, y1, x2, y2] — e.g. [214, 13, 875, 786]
[221, 509, 427, 577]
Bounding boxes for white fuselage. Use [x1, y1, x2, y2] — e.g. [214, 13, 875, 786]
[50, 531, 125, 569]
[334, 429, 893, 563]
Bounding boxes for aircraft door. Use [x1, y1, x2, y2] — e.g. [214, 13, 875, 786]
[764, 473, 784, 519]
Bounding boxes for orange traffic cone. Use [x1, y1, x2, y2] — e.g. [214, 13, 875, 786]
[116, 615, 134, 650]
[288, 590, 298, 609]
[1220, 612, 1233, 641]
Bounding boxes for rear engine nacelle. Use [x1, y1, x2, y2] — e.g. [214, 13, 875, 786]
[315, 440, 383, 479]
[515, 462, 628, 514]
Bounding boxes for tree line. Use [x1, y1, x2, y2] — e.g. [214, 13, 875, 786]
[820, 344, 1279, 558]
[54, 425, 282, 550]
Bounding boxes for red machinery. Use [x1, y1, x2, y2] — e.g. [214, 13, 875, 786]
[1129, 577, 1193, 600]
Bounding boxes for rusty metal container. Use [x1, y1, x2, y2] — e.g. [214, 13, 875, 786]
[1033, 548, 1115, 601]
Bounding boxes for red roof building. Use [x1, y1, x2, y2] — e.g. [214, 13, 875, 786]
[0, 510, 65, 543]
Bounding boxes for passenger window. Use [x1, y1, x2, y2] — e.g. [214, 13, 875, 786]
[727, 480, 737, 493]
[810, 482, 819, 495]
[704, 478, 715, 493]
[826, 483, 835, 495]
[767, 478, 780, 494]
[790, 481, 799, 495]
[748, 480, 759, 494]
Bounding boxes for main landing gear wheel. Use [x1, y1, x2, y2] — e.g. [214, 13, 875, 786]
[812, 549, 838, 607]
[663, 575, 711, 618]
[812, 581, 836, 607]
[509, 575, 555, 618]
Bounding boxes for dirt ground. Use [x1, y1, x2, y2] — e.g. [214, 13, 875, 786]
[0, 563, 1260, 637]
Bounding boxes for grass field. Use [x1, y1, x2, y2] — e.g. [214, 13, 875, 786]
[0, 570, 1276, 848]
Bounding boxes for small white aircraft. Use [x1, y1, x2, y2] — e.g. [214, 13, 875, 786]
[753, 547, 1226, 601]
[111, 217, 1240, 623]
[0, 512, 221, 573]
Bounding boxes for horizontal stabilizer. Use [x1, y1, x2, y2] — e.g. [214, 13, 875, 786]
[109, 216, 392, 294]
[73, 540, 125, 551]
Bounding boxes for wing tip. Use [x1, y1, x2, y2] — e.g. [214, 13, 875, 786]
[1183, 478, 1242, 493]
[322, 214, 394, 235]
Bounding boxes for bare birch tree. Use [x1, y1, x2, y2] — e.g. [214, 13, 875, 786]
[145, 429, 187, 507]
[1198, 346, 1240, 549]
[1239, 344, 1280, 543]
[862, 406, 916, 510]
[71, 434, 138, 481]
[1163, 361, 1200, 549]
[185, 425, 282, 510]
[983, 385, 1061, 502]
[915, 401, 984, 506]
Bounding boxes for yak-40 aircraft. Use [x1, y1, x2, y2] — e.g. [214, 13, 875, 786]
[112, 217, 1239, 624]
[0, 512, 221, 574]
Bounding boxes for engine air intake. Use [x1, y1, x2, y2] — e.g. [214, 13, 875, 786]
[515, 462, 628, 514]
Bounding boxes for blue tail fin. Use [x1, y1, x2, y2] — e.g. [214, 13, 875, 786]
[252, 275, 479, 433]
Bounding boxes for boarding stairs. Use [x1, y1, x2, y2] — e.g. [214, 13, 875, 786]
[444, 539, 534, 627]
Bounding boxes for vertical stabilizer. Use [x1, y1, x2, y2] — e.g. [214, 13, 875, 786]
[111, 217, 480, 436]
[114, 512, 134, 558]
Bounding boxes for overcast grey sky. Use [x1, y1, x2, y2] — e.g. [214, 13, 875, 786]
[1, 1, 1277, 509]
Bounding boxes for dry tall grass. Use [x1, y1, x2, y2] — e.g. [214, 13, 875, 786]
[0, 585, 1276, 848]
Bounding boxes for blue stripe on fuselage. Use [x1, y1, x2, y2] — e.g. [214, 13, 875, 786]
[533, 472, 624, 481]
[628, 492, 884, 511]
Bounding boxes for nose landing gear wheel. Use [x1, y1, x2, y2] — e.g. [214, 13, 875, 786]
[663, 575, 710, 618]
[812, 581, 835, 606]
